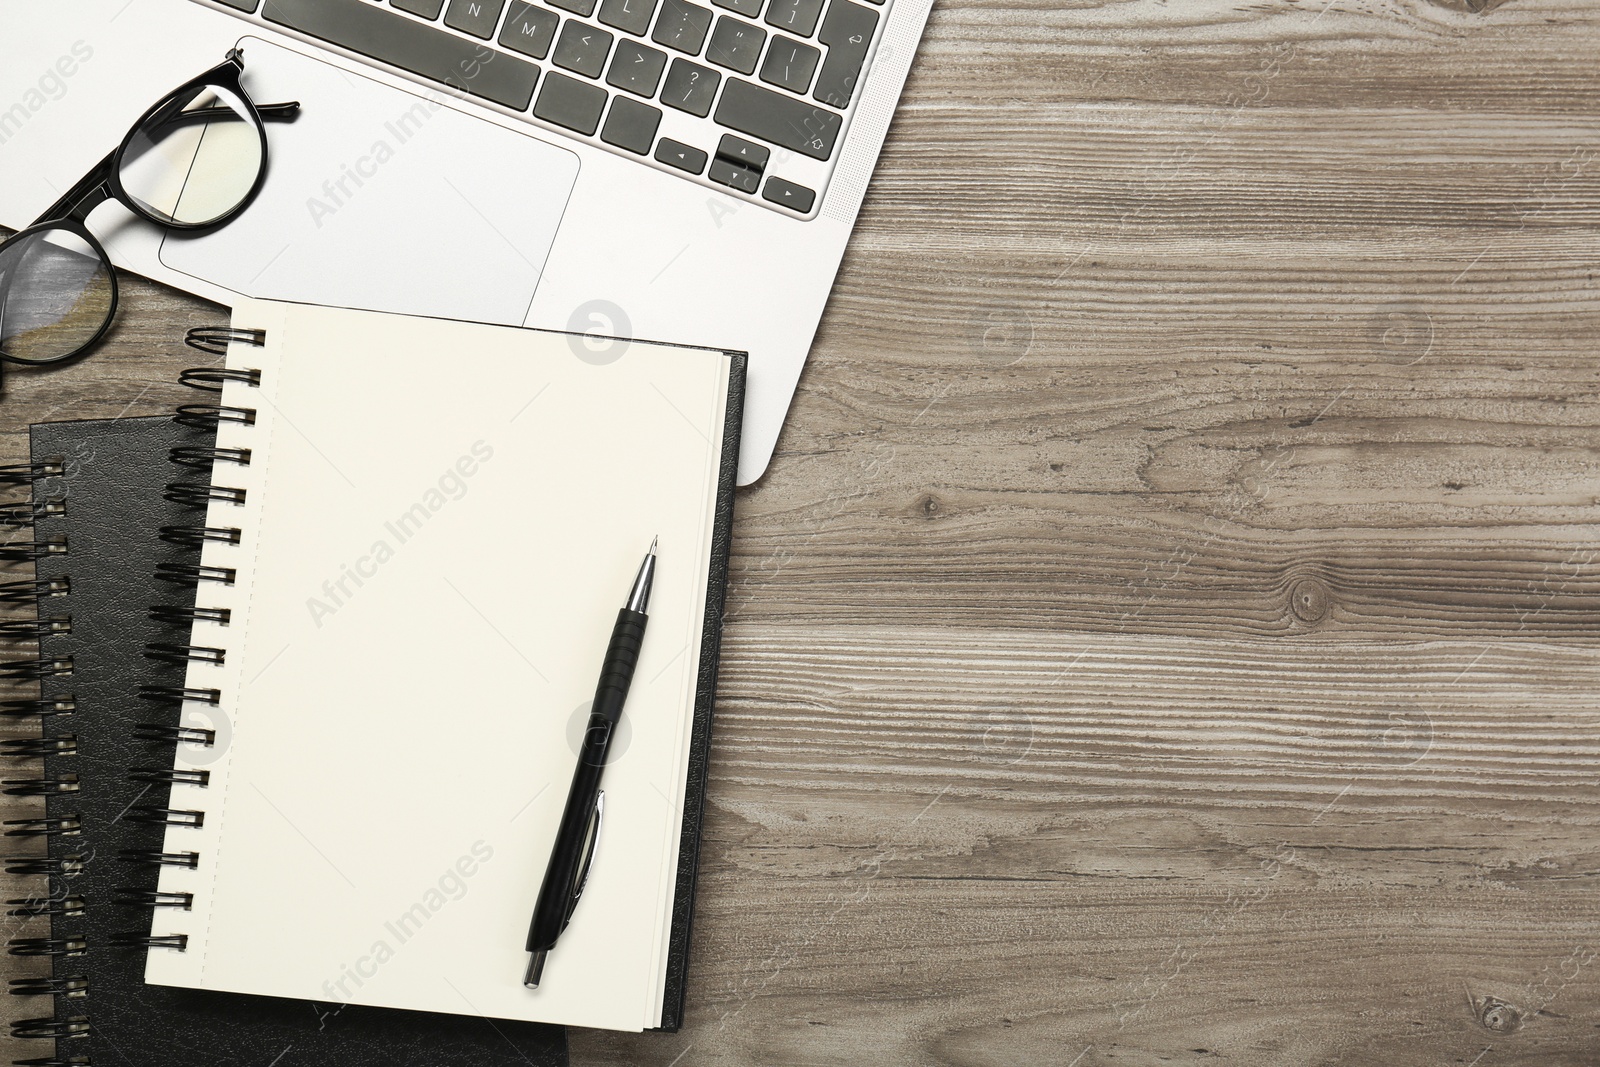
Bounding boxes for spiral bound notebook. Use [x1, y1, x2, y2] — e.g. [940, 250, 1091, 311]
[144, 300, 742, 1033]
[2, 415, 566, 1066]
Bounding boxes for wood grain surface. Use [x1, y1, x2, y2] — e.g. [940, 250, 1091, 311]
[3, 0, 1598, 1064]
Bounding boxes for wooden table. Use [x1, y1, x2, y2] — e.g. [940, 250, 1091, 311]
[4, 0, 1598, 1063]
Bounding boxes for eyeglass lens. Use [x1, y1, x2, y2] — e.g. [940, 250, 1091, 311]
[119, 82, 264, 228]
[0, 228, 114, 364]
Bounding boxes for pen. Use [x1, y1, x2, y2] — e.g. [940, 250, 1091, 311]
[524, 537, 657, 988]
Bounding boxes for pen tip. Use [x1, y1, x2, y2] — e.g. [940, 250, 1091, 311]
[649, 535, 658, 555]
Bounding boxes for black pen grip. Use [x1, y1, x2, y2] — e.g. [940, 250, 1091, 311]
[592, 608, 647, 724]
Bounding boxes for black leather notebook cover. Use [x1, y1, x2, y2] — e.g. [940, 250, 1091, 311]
[658, 349, 744, 1031]
[9, 416, 567, 1066]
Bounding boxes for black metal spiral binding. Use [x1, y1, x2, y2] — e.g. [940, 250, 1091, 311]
[130, 724, 215, 746]
[7, 938, 86, 958]
[144, 644, 226, 667]
[9, 975, 87, 997]
[3, 818, 82, 838]
[0, 449, 84, 1060]
[0, 658, 73, 682]
[162, 483, 247, 508]
[0, 461, 63, 486]
[0, 578, 68, 605]
[0, 539, 67, 563]
[0, 699, 75, 720]
[121, 808, 205, 829]
[0, 737, 78, 759]
[0, 501, 63, 529]
[173, 404, 256, 430]
[12, 1018, 91, 1049]
[3, 332, 274, 1062]
[178, 366, 262, 391]
[3, 856, 85, 878]
[0, 618, 71, 640]
[117, 849, 199, 869]
[111, 889, 192, 909]
[2, 775, 80, 798]
[137, 685, 220, 706]
[6, 897, 86, 920]
[169, 445, 251, 469]
[154, 562, 237, 587]
[127, 768, 210, 787]
[148, 605, 231, 628]
[184, 325, 265, 356]
[158, 525, 242, 548]
[12, 1014, 90, 1038]
[106, 933, 188, 950]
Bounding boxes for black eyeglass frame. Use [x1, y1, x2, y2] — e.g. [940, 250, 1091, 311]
[0, 48, 299, 367]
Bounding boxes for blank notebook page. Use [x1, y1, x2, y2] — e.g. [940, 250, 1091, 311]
[145, 299, 733, 1032]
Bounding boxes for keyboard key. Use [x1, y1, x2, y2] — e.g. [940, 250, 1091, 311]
[652, 0, 714, 54]
[601, 96, 663, 153]
[655, 138, 708, 173]
[711, 0, 762, 14]
[549, 0, 597, 14]
[661, 58, 720, 116]
[553, 21, 614, 77]
[762, 175, 814, 212]
[499, 2, 559, 58]
[715, 77, 840, 159]
[764, 0, 822, 37]
[607, 39, 668, 96]
[716, 133, 768, 170]
[598, 0, 658, 36]
[534, 71, 609, 133]
[814, 0, 877, 107]
[709, 156, 760, 193]
[265, 0, 540, 110]
[710, 130, 765, 194]
[216, 0, 261, 10]
[444, 0, 507, 37]
[393, 0, 446, 18]
[759, 35, 818, 93]
[706, 16, 764, 74]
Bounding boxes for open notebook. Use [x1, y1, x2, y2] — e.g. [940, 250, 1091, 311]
[145, 299, 743, 1032]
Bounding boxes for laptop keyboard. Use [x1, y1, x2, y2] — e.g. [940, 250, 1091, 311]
[207, 0, 891, 216]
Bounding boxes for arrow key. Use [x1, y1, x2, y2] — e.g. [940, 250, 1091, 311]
[716, 133, 769, 172]
[709, 156, 761, 193]
[655, 137, 709, 174]
[762, 175, 815, 213]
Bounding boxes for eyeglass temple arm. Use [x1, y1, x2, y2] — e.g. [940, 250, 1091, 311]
[169, 101, 300, 123]
[149, 100, 301, 131]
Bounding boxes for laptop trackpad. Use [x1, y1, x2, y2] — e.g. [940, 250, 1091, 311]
[160, 37, 578, 326]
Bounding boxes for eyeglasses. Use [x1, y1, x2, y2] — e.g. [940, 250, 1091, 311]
[0, 49, 298, 370]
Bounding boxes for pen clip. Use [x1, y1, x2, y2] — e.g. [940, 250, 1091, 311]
[565, 790, 604, 925]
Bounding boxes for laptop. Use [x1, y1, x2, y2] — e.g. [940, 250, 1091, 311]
[0, 0, 933, 484]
